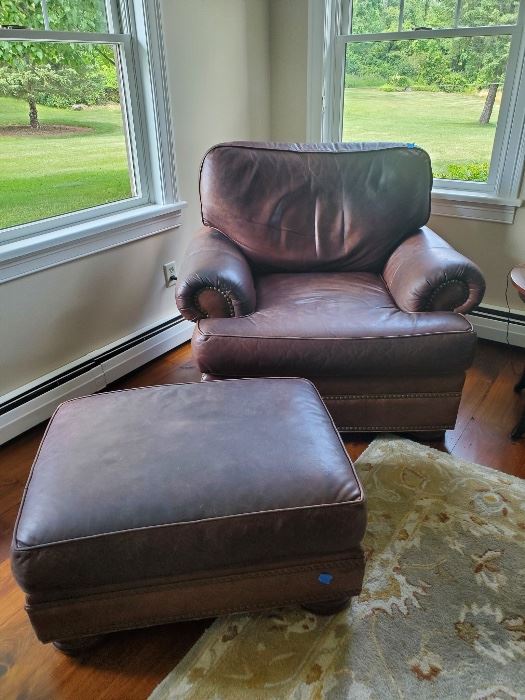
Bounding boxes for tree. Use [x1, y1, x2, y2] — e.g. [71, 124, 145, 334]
[0, 63, 102, 128]
[0, 0, 113, 125]
[479, 82, 499, 124]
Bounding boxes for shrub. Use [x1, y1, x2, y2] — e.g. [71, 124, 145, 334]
[392, 75, 411, 89]
[411, 83, 438, 92]
[39, 69, 108, 108]
[436, 73, 468, 93]
[104, 86, 120, 102]
[345, 74, 385, 88]
[433, 162, 489, 182]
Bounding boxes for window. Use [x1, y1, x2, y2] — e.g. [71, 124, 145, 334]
[310, 0, 525, 222]
[0, 0, 181, 279]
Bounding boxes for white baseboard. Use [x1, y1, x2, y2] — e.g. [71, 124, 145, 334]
[101, 319, 193, 385]
[468, 304, 525, 349]
[0, 317, 193, 446]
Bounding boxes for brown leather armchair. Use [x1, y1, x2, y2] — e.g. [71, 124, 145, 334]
[176, 142, 485, 436]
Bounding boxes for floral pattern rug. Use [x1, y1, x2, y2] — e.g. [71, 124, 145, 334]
[150, 437, 525, 699]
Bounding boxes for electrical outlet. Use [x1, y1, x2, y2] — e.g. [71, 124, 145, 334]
[163, 261, 177, 288]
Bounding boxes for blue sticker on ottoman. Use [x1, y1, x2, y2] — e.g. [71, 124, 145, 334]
[318, 573, 333, 585]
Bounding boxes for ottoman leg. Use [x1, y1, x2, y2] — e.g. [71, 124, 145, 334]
[53, 635, 106, 656]
[511, 407, 525, 441]
[302, 597, 351, 616]
[514, 366, 525, 393]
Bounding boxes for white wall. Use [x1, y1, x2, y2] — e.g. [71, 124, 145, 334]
[269, 0, 308, 141]
[163, 0, 270, 238]
[0, 0, 271, 397]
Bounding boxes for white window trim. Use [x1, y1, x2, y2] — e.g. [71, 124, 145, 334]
[0, 0, 184, 282]
[307, 0, 525, 223]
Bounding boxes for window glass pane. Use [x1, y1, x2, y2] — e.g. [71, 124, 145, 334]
[47, 0, 109, 33]
[0, 0, 109, 32]
[343, 36, 511, 182]
[459, 0, 519, 27]
[351, 0, 400, 34]
[0, 41, 134, 232]
[402, 0, 456, 30]
[0, 1, 44, 30]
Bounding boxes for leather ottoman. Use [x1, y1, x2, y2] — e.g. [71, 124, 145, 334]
[11, 378, 366, 654]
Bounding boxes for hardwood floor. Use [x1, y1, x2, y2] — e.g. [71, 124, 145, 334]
[0, 339, 524, 699]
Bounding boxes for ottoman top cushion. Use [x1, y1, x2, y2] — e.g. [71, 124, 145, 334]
[12, 378, 365, 594]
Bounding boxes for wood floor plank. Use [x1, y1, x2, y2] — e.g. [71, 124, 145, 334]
[443, 340, 505, 452]
[451, 349, 525, 477]
[0, 337, 524, 699]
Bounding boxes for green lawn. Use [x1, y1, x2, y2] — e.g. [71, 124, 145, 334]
[0, 97, 132, 230]
[343, 88, 499, 179]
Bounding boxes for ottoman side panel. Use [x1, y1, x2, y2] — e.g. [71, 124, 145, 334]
[25, 554, 366, 643]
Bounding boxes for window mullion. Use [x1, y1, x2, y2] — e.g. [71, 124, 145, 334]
[399, 0, 405, 32]
[340, 25, 515, 43]
[105, 0, 122, 34]
[488, 18, 525, 196]
[118, 35, 151, 202]
[454, 0, 463, 28]
[0, 28, 127, 43]
[347, 0, 354, 34]
[40, 0, 50, 30]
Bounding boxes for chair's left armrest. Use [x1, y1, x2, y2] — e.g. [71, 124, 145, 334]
[176, 227, 256, 321]
[382, 226, 485, 313]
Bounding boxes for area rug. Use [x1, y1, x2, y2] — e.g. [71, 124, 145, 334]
[150, 437, 525, 699]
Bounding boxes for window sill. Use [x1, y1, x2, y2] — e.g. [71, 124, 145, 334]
[431, 189, 521, 224]
[0, 202, 186, 284]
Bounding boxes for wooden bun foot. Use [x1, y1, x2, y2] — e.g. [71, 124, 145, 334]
[511, 410, 525, 441]
[53, 635, 106, 656]
[302, 597, 351, 616]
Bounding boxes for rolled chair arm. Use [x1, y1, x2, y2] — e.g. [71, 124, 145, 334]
[383, 226, 485, 314]
[176, 227, 256, 321]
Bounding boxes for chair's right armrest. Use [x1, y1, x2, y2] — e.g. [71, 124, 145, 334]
[382, 226, 485, 314]
[176, 227, 256, 321]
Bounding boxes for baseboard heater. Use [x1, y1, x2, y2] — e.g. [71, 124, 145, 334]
[0, 315, 193, 445]
[468, 304, 525, 349]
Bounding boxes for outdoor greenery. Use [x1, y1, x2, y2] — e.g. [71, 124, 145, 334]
[342, 88, 499, 180]
[0, 0, 107, 32]
[347, 0, 518, 94]
[0, 0, 115, 127]
[0, 97, 131, 229]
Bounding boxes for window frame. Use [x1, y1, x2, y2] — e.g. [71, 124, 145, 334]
[0, 0, 184, 282]
[308, 0, 525, 223]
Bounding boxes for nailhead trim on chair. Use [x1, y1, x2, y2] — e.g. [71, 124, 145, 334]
[424, 279, 469, 311]
[193, 286, 235, 318]
[338, 424, 451, 431]
[324, 391, 461, 400]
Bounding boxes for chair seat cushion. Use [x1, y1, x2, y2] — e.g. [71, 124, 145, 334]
[193, 273, 476, 377]
[12, 378, 365, 596]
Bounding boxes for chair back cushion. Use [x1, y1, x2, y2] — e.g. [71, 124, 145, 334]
[199, 142, 432, 272]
